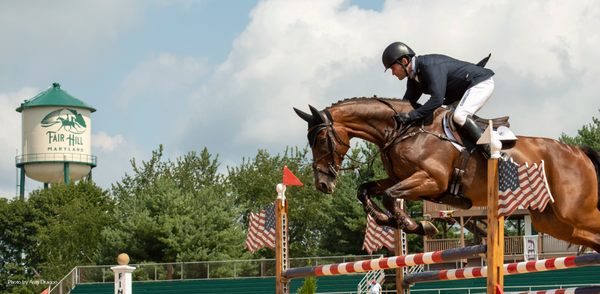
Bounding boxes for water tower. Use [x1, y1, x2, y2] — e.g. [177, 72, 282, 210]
[15, 83, 97, 199]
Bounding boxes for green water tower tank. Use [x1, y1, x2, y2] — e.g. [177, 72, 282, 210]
[15, 83, 97, 196]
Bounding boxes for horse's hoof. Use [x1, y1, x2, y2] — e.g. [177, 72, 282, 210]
[420, 221, 439, 236]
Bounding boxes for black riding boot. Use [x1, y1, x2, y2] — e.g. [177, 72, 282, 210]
[461, 116, 492, 159]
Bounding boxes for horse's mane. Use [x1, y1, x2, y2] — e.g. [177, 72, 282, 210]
[325, 96, 422, 110]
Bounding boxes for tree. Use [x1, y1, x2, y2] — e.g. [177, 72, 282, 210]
[0, 180, 113, 294]
[316, 143, 377, 256]
[317, 142, 425, 255]
[559, 109, 600, 152]
[97, 145, 248, 264]
[228, 147, 327, 258]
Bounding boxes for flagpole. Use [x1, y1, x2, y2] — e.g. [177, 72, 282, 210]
[276, 183, 289, 294]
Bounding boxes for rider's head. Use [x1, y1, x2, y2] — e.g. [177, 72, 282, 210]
[382, 42, 415, 76]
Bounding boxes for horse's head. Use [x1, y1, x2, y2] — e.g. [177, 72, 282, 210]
[294, 105, 350, 194]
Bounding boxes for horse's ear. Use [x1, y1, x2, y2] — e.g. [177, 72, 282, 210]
[309, 105, 325, 124]
[294, 107, 312, 123]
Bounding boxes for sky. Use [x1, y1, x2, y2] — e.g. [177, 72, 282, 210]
[1, 0, 599, 199]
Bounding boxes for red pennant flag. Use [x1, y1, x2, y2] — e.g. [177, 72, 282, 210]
[283, 166, 303, 186]
[495, 283, 503, 294]
[40, 287, 50, 294]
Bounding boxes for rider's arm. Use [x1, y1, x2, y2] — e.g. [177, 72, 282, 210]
[408, 65, 446, 121]
[403, 79, 422, 103]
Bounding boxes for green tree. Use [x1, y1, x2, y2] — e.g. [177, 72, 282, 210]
[97, 145, 248, 264]
[296, 277, 318, 294]
[559, 109, 600, 152]
[0, 180, 113, 294]
[318, 142, 425, 255]
[228, 147, 327, 258]
[316, 143, 376, 256]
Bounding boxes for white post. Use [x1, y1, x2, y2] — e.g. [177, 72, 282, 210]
[524, 215, 532, 236]
[111, 253, 135, 294]
[111, 266, 135, 294]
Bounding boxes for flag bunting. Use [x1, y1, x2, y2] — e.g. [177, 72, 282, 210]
[244, 203, 276, 253]
[498, 158, 554, 217]
[362, 214, 395, 254]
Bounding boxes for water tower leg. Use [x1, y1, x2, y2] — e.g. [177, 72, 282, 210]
[19, 167, 25, 200]
[87, 168, 92, 181]
[64, 162, 70, 185]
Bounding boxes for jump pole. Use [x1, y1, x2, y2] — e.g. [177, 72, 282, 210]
[479, 121, 505, 294]
[276, 184, 289, 294]
[402, 253, 600, 284]
[282, 245, 487, 280]
[504, 286, 600, 294]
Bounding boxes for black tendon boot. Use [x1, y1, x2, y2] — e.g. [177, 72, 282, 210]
[461, 116, 492, 159]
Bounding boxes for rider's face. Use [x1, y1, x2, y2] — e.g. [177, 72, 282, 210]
[390, 59, 410, 81]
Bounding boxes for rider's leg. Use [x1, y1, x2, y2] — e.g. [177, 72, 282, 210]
[454, 77, 495, 159]
[462, 116, 492, 159]
[453, 77, 494, 126]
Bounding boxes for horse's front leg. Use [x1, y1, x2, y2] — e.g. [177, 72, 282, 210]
[383, 170, 445, 236]
[356, 179, 398, 227]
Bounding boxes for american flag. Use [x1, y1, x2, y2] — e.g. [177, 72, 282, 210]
[244, 203, 276, 253]
[362, 214, 395, 254]
[498, 158, 554, 217]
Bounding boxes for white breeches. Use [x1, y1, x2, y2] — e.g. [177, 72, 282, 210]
[453, 77, 495, 126]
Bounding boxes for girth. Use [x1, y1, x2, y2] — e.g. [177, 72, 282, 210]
[422, 148, 473, 210]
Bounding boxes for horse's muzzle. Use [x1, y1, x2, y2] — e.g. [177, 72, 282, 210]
[314, 168, 337, 194]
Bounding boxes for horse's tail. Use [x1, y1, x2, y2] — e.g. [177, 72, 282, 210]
[579, 145, 600, 211]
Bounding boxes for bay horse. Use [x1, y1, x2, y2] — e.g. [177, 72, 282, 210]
[294, 97, 600, 251]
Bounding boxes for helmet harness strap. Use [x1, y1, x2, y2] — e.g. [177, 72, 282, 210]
[399, 57, 409, 77]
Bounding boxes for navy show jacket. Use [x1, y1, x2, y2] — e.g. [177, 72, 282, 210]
[404, 54, 494, 121]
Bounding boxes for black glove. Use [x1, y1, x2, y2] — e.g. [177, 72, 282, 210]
[394, 113, 412, 126]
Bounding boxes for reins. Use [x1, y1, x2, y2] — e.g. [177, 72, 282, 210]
[313, 98, 458, 182]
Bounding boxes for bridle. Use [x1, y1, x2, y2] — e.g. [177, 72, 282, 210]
[308, 99, 456, 182]
[309, 103, 402, 181]
[308, 109, 350, 179]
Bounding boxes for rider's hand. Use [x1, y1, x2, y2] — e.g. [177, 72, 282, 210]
[394, 113, 412, 126]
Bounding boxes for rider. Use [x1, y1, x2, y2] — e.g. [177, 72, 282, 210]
[382, 42, 496, 159]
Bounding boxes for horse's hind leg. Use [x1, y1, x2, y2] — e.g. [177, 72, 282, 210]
[530, 206, 600, 252]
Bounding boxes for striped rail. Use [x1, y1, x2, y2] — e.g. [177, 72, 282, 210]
[282, 245, 487, 279]
[504, 286, 600, 294]
[403, 253, 600, 284]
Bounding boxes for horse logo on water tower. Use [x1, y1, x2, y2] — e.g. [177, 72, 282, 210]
[41, 108, 87, 148]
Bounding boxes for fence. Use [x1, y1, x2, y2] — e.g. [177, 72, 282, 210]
[15, 153, 97, 166]
[49, 268, 76, 294]
[74, 255, 382, 284]
[425, 235, 583, 257]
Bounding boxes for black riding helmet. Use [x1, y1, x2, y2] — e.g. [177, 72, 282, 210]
[382, 42, 416, 73]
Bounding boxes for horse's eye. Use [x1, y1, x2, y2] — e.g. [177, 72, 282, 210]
[319, 138, 327, 145]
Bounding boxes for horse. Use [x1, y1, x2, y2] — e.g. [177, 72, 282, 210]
[294, 97, 600, 251]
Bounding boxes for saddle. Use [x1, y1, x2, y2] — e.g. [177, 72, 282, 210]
[444, 111, 516, 150]
[423, 111, 517, 210]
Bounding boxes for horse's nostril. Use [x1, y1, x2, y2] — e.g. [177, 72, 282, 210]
[320, 182, 328, 192]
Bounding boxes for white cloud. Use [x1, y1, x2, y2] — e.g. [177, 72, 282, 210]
[90, 138, 146, 191]
[3, 0, 600, 197]
[175, 0, 600, 158]
[0, 87, 41, 198]
[92, 131, 124, 151]
[0, 0, 144, 86]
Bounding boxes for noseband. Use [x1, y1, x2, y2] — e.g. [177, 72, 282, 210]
[307, 109, 350, 179]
